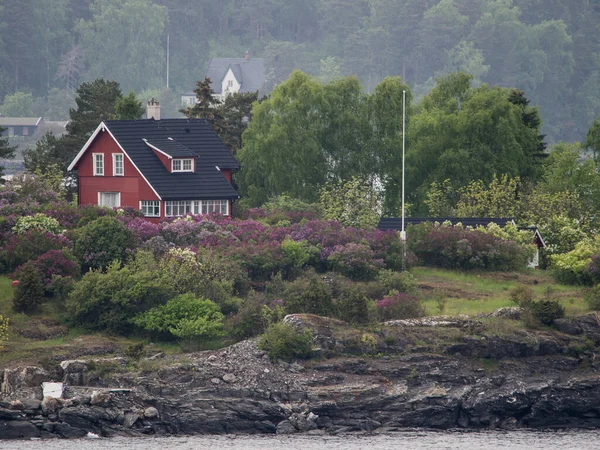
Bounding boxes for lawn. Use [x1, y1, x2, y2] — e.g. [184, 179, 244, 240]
[412, 267, 587, 316]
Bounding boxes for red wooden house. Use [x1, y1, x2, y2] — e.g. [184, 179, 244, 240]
[68, 104, 239, 222]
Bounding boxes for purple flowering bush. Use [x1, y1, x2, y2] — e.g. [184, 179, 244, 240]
[1, 230, 72, 272]
[11, 250, 79, 295]
[126, 218, 161, 242]
[412, 225, 528, 271]
[327, 243, 385, 281]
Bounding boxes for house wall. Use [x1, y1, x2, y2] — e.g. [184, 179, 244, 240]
[221, 169, 232, 184]
[151, 148, 172, 172]
[220, 69, 241, 98]
[77, 130, 160, 211]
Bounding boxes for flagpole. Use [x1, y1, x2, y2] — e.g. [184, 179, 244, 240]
[401, 89, 406, 243]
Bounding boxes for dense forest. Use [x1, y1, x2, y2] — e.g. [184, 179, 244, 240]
[0, 0, 599, 143]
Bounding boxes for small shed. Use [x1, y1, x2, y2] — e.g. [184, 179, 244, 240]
[0, 117, 44, 137]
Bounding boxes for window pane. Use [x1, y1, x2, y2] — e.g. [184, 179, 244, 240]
[173, 160, 181, 171]
[183, 159, 192, 171]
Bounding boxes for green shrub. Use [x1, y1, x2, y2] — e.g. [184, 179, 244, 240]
[510, 285, 535, 307]
[226, 290, 269, 340]
[12, 263, 45, 312]
[335, 286, 371, 324]
[133, 293, 225, 340]
[13, 213, 62, 234]
[74, 216, 136, 271]
[281, 238, 311, 269]
[527, 300, 565, 326]
[284, 276, 333, 316]
[258, 323, 313, 362]
[376, 292, 427, 321]
[584, 285, 600, 311]
[66, 259, 171, 333]
[376, 269, 417, 294]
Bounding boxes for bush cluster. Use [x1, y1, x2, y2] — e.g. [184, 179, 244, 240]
[258, 323, 313, 362]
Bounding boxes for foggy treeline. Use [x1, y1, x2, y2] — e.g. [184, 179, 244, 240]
[0, 0, 598, 143]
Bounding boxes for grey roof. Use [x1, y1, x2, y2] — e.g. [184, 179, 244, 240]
[378, 217, 516, 230]
[0, 117, 42, 126]
[204, 57, 265, 94]
[145, 138, 196, 158]
[103, 119, 239, 200]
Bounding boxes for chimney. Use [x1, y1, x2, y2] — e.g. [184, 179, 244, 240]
[147, 98, 160, 120]
[244, 50, 250, 61]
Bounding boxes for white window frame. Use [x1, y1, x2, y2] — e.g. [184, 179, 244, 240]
[7, 127, 14, 137]
[201, 200, 229, 215]
[93, 153, 104, 176]
[172, 158, 194, 172]
[140, 200, 160, 217]
[164, 200, 192, 217]
[98, 192, 121, 208]
[113, 153, 124, 176]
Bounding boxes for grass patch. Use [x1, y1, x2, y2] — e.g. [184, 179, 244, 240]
[412, 267, 586, 317]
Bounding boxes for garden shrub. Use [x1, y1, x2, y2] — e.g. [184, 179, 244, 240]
[11, 249, 79, 297]
[141, 236, 173, 257]
[284, 276, 333, 316]
[526, 299, 565, 326]
[327, 243, 384, 281]
[376, 269, 417, 294]
[258, 323, 313, 362]
[133, 293, 224, 340]
[74, 216, 136, 271]
[226, 290, 285, 340]
[510, 285, 535, 307]
[584, 285, 600, 311]
[376, 292, 427, 321]
[13, 213, 62, 235]
[412, 225, 528, 271]
[126, 217, 160, 242]
[66, 260, 171, 333]
[335, 286, 371, 324]
[1, 230, 72, 272]
[551, 238, 600, 285]
[12, 263, 45, 312]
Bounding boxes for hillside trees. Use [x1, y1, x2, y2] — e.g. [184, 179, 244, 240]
[0, 126, 16, 181]
[238, 71, 409, 212]
[407, 73, 544, 209]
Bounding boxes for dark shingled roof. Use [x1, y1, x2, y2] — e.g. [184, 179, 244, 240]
[144, 138, 196, 158]
[104, 118, 239, 201]
[378, 217, 516, 230]
[204, 57, 265, 94]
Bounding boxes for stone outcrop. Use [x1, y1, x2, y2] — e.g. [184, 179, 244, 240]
[3, 313, 600, 439]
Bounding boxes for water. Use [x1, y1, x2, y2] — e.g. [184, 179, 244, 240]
[3, 430, 600, 450]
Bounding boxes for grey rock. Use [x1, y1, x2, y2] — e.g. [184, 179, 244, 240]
[222, 373, 237, 383]
[0, 420, 40, 439]
[144, 407, 159, 419]
[276, 419, 297, 434]
[90, 391, 111, 406]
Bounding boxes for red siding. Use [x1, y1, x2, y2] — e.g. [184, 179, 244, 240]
[221, 169, 232, 184]
[152, 148, 172, 172]
[76, 129, 160, 212]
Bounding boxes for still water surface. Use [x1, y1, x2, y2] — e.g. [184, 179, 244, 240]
[2, 430, 600, 450]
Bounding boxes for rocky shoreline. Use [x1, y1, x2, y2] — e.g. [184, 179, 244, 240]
[2, 313, 600, 439]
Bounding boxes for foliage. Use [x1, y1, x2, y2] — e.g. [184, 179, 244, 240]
[126, 217, 160, 242]
[550, 238, 600, 285]
[1, 230, 72, 272]
[376, 270, 417, 294]
[133, 293, 224, 340]
[335, 286, 371, 324]
[66, 259, 171, 333]
[280, 238, 311, 271]
[0, 315, 8, 349]
[74, 216, 136, 271]
[327, 243, 385, 281]
[258, 323, 313, 362]
[411, 224, 529, 271]
[113, 90, 144, 119]
[584, 285, 600, 311]
[319, 176, 381, 229]
[284, 276, 333, 316]
[510, 285, 535, 307]
[12, 263, 45, 312]
[376, 292, 427, 322]
[11, 249, 79, 289]
[13, 213, 62, 235]
[526, 299, 565, 326]
[0, 125, 15, 180]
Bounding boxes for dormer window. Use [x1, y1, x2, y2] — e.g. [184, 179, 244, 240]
[172, 158, 194, 172]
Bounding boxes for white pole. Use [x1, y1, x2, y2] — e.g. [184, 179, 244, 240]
[166, 34, 170, 89]
[401, 89, 406, 242]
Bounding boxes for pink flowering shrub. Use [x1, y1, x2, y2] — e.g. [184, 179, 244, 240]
[11, 250, 79, 293]
[126, 218, 160, 242]
[327, 243, 384, 281]
[376, 292, 427, 321]
[412, 225, 528, 271]
[1, 230, 72, 272]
